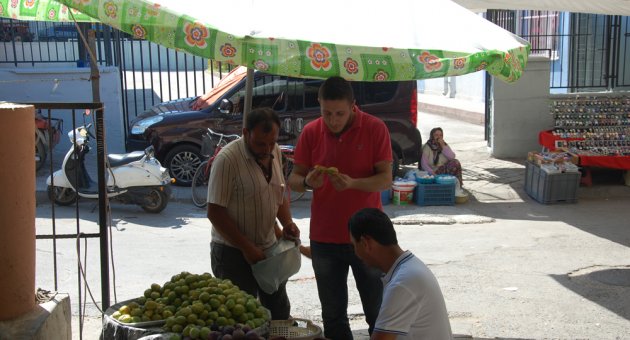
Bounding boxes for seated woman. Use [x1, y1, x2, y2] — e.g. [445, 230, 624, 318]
[420, 127, 463, 187]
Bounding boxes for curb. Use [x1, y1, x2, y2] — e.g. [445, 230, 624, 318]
[36, 184, 629, 208]
[419, 102, 485, 126]
[35, 187, 196, 205]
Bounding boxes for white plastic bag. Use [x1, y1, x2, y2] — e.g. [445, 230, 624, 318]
[251, 239, 301, 294]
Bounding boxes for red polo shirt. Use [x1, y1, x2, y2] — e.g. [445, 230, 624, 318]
[294, 108, 392, 244]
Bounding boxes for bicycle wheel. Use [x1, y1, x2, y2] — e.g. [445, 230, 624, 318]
[191, 160, 210, 208]
[283, 157, 304, 203]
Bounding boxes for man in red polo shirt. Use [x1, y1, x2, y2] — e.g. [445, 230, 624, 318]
[289, 76, 393, 340]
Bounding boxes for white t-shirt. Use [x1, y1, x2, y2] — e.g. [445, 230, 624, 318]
[374, 251, 453, 340]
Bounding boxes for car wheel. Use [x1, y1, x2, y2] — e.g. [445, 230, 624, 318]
[164, 144, 202, 187]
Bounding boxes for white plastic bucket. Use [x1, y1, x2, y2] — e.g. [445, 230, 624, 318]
[392, 181, 416, 205]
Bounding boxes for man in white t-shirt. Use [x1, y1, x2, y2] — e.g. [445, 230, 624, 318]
[348, 208, 453, 340]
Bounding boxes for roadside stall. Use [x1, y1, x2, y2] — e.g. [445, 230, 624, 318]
[538, 94, 630, 186]
[3, 0, 530, 339]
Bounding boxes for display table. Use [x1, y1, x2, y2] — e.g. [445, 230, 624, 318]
[538, 130, 630, 170]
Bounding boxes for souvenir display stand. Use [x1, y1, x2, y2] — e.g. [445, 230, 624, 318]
[538, 94, 630, 185]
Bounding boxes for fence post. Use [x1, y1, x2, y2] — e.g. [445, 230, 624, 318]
[0, 103, 36, 320]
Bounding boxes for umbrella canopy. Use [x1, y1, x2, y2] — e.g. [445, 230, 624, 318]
[0, 0, 529, 83]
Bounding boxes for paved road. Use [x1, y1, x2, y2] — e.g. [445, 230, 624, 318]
[34, 110, 630, 339]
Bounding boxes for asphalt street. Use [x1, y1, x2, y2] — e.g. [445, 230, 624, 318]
[34, 110, 630, 339]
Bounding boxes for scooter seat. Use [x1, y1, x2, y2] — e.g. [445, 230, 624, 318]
[108, 151, 145, 167]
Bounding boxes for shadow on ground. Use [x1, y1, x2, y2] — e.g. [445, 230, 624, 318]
[550, 266, 630, 321]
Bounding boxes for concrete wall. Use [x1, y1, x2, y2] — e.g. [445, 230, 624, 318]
[0, 66, 125, 153]
[491, 56, 552, 158]
[419, 71, 485, 103]
[0, 293, 71, 340]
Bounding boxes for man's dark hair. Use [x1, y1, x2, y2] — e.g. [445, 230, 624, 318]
[318, 76, 355, 102]
[348, 208, 398, 246]
[246, 107, 281, 132]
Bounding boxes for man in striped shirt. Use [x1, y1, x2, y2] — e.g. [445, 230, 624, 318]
[348, 208, 453, 340]
[207, 107, 300, 320]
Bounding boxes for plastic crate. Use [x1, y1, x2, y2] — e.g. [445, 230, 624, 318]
[269, 318, 322, 340]
[524, 161, 580, 204]
[381, 188, 391, 205]
[414, 182, 455, 206]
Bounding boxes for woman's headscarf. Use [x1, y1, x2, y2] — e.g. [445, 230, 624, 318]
[427, 127, 444, 166]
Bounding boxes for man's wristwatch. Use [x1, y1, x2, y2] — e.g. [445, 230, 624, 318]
[303, 177, 312, 190]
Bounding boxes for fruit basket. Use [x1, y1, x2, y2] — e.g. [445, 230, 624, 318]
[269, 318, 322, 340]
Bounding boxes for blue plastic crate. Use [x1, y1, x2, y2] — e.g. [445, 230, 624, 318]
[381, 188, 391, 205]
[414, 182, 455, 206]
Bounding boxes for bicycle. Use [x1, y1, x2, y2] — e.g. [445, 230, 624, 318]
[190, 129, 304, 208]
[191, 128, 240, 208]
[280, 145, 305, 203]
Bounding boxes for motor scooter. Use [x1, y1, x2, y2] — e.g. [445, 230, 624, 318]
[35, 111, 63, 171]
[47, 123, 173, 213]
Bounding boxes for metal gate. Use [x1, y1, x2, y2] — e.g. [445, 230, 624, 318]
[487, 10, 630, 91]
[32, 102, 109, 340]
[1, 19, 232, 149]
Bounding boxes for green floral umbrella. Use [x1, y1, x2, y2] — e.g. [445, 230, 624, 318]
[0, 0, 530, 83]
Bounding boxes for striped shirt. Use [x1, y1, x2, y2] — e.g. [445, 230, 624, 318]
[207, 138, 284, 250]
[375, 251, 453, 340]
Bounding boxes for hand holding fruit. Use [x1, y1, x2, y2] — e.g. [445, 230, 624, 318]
[328, 172, 353, 192]
[304, 168, 324, 190]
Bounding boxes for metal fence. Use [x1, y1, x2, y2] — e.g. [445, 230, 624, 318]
[487, 10, 630, 91]
[32, 102, 109, 340]
[1, 18, 233, 146]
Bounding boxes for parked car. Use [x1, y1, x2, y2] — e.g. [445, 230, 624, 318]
[37, 25, 78, 41]
[126, 67, 422, 186]
[1, 22, 33, 42]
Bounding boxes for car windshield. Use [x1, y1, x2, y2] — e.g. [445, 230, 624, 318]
[201, 66, 248, 106]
